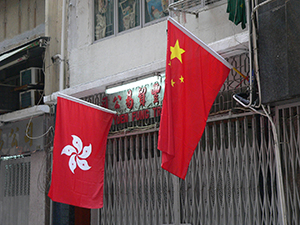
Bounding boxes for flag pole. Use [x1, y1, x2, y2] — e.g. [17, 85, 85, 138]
[233, 67, 249, 81]
[57, 93, 117, 114]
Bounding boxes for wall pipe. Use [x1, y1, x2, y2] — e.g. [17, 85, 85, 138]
[59, 0, 66, 91]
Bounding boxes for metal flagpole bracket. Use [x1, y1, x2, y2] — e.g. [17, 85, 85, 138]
[57, 93, 117, 115]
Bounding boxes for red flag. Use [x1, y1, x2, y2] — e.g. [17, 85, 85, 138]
[158, 18, 232, 179]
[48, 94, 115, 208]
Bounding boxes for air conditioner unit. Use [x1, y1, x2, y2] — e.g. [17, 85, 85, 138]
[20, 67, 44, 86]
[19, 90, 43, 109]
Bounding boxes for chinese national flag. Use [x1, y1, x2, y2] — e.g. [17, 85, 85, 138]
[158, 18, 231, 179]
[48, 94, 115, 208]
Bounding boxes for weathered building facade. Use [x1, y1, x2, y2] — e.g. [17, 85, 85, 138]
[0, 0, 62, 224]
[1, 0, 300, 224]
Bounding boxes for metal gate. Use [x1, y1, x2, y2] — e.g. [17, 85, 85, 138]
[98, 111, 282, 224]
[101, 130, 175, 224]
[276, 103, 300, 225]
[0, 156, 31, 225]
[98, 104, 300, 225]
[181, 113, 278, 224]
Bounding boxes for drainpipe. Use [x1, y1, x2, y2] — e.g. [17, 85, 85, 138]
[45, 0, 49, 36]
[59, 0, 66, 91]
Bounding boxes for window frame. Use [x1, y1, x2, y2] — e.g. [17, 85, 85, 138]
[93, 0, 173, 42]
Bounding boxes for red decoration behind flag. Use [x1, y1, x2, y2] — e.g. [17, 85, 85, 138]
[158, 18, 231, 179]
[48, 95, 115, 208]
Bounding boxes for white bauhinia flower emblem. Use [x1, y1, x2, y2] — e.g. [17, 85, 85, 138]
[61, 135, 92, 173]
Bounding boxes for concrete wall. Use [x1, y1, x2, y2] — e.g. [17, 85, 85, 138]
[0, 0, 45, 52]
[0, 0, 63, 96]
[44, 0, 64, 95]
[68, 20, 168, 87]
[67, 1, 246, 89]
[28, 150, 49, 225]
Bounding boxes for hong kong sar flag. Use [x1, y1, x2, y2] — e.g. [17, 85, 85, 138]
[48, 94, 116, 208]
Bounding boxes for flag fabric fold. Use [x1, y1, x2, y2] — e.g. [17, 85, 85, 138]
[48, 94, 115, 208]
[158, 18, 231, 179]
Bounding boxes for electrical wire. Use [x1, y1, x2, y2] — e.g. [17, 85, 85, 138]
[24, 91, 54, 140]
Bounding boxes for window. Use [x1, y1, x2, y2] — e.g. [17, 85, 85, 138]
[118, 0, 140, 32]
[145, 0, 169, 23]
[95, 0, 114, 39]
[94, 0, 170, 40]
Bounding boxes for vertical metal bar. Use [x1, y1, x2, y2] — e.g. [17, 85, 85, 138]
[226, 119, 233, 224]
[235, 119, 242, 224]
[243, 118, 249, 224]
[113, 0, 117, 36]
[203, 125, 210, 224]
[288, 107, 297, 224]
[296, 106, 300, 224]
[219, 122, 226, 225]
[173, 175, 180, 225]
[141, 134, 147, 224]
[252, 115, 261, 225]
[113, 138, 120, 225]
[129, 135, 136, 225]
[50, 200, 53, 225]
[212, 123, 218, 224]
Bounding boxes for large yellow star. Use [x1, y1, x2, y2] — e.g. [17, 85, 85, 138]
[170, 40, 185, 63]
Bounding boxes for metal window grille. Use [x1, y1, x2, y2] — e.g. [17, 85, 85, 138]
[0, 156, 31, 225]
[169, 0, 224, 15]
[3, 161, 30, 197]
[211, 53, 250, 114]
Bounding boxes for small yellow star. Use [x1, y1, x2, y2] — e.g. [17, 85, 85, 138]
[170, 40, 185, 63]
[171, 79, 175, 87]
[179, 76, 184, 83]
[168, 61, 171, 66]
